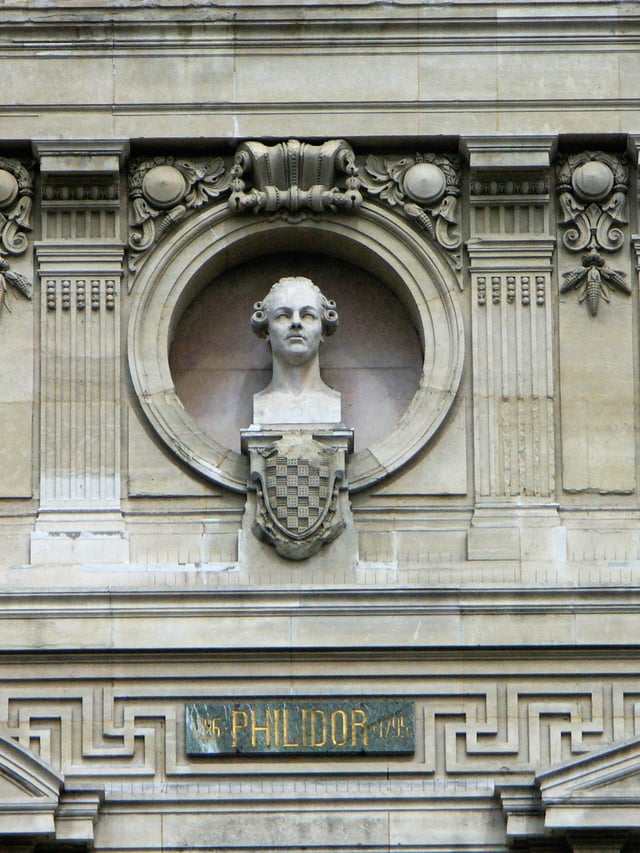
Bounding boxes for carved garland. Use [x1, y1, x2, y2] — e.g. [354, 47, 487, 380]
[557, 151, 629, 316]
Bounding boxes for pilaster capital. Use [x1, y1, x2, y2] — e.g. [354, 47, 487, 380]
[496, 783, 545, 840]
[626, 133, 640, 165]
[462, 135, 557, 171]
[32, 138, 130, 177]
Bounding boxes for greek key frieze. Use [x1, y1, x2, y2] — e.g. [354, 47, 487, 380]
[0, 678, 635, 782]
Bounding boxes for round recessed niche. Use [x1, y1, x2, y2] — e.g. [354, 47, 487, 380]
[128, 202, 464, 492]
[170, 253, 423, 454]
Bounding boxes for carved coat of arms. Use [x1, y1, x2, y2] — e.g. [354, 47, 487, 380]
[242, 430, 352, 561]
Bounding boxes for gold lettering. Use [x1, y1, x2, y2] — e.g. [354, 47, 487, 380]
[310, 709, 327, 747]
[351, 709, 369, 747]
[251, 708, 271, 747]
[331, 709, 348, 746]
[396, 716, 409, 738]
[273, 708, 281, 747]
[301, 707, 308, 747]
[282, 708, 299, 747]
[199, 717, 221, 738]
[231, 710, 249, 747]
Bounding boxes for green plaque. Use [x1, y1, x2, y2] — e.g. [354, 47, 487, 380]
[186, 700, 414, 756]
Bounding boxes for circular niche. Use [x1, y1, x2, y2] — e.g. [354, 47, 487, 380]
[170, 253, 423, 454]
[128, 203, 464, 492]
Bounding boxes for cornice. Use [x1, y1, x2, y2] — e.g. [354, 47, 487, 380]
[0, 5, 638, 42]
[3, 99, 639, 116]
[2, 585, 640, 614]
[1, 586, 640, 652]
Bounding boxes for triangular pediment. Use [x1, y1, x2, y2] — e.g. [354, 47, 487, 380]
[536, 736, 640, 832]
[0, 765, 48, 801]
[538, 737, 640, 801]
[0, 731, 62, 836]
[0, 732, 103, 842]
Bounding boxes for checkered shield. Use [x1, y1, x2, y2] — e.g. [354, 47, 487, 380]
[262, 455, 333, 539]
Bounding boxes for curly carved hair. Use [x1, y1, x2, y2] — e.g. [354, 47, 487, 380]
[251, 276, 339, 339]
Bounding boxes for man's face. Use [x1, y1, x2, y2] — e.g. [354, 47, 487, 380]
[266, 280, 324, 367]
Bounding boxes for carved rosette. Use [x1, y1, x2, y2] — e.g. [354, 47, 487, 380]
[128, 157, 232, 272]
[0, 158, 33, 310]
[228, 139, 362, 218]
[557, 152, 630, 315]
[242, 429, 353, 561]
[361, 154, 462, 271]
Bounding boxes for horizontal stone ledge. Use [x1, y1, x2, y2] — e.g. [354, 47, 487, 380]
[0, 586, 638, 651]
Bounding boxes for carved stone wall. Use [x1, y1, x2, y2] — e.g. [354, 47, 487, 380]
[0, 2, 638, 852]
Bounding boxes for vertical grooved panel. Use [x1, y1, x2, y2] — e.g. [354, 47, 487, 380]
[37, 257, 123, 509]
[470, 259, 555, 499]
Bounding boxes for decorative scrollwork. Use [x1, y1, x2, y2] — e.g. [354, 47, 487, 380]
[0, 158, 33, 256]
[361, 153, 462, 270]
[128, 156, 232, 273]
[557, 152, 629, 315]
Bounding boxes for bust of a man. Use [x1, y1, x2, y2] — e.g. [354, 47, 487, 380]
[250, 276, 342, 425]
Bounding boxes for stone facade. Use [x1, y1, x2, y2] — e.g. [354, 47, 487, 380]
[1, 2, 640, 852]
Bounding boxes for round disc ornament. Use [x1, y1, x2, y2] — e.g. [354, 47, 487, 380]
[0, 170, 19, 209]
[572, 161, 614, 202]
[402, 163, 447, 205]
[142, 165, 187, 209]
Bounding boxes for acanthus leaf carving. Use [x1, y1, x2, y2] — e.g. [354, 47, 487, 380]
[128, 156, 233, 274]
[361, 152, 462, 272]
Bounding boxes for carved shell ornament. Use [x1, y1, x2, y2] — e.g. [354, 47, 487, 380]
[557, 152, 629, 316]
[227, 138, 363, 218]
[361, 153, 462, 272]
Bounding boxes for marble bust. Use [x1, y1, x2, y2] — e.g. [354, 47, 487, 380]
[250, 276, 342, 425]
